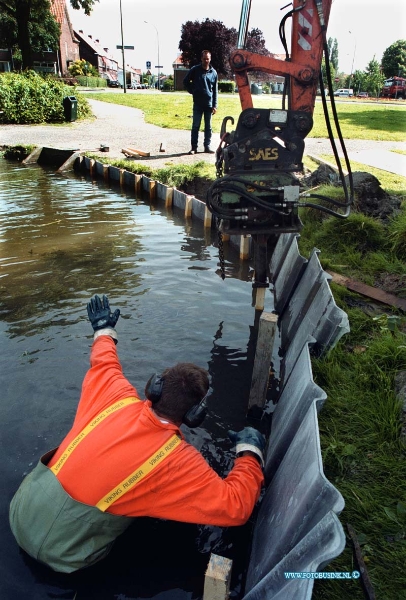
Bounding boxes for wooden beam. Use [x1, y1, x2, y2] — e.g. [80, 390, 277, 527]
[347, 523, 376, 600]
[204, 206, 212, 228]
[122, 148, 141, 157]
[149, 179, 156, 199]
[103, 164, 109, 182]
[89, 158, 95, 177]
[240, 235, 250, 260]
[248, 312, 278, 411]
[253, 287, 266, 312]
[127, 146, 150, 157]
[135, 174, 142, 194]
[57, 151, 82, 173]
[22, 147, 43, 165]
[203, 554, 233, 600]
[327, 271, 406, 312]
[165, 187, 174, 208]
[185, 195, 193, 218]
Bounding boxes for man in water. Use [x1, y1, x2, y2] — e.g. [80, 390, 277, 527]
[10, 294, 264, 573]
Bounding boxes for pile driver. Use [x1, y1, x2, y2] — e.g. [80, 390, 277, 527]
[206, 0, 354, 297]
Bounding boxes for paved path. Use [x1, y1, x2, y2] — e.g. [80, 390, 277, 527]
[1, 99, 405, 174]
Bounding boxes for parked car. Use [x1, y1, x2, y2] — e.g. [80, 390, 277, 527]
[334, 88, 353, 97]
[106, 78, 120, 88]
[357, 91, 369, 98]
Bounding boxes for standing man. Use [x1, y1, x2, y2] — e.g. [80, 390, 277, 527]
[184, 50, 218, 154]
[9, 295, 264, 574]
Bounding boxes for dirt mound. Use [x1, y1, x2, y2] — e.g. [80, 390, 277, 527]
[345, 171, 401, 221]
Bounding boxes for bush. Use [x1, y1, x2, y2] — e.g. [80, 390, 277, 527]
[76, 76, 107, 88]
[218, 81, 234, 93]
[0, 71, 92, 124]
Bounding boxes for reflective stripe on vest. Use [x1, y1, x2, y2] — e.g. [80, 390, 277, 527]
[96, 433, 182, 512]
[49, 395, 182, 512]
[50, 397, 141, 476]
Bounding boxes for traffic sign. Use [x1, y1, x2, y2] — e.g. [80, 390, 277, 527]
[155, 66, 163, 69]
[146, 70, 151, 76]
[146, 61, 151, 69]
[116, 45, 135, 50]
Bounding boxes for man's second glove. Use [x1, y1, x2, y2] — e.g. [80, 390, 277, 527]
[228, 427, 266, 467]
[87, 294, 120, 332]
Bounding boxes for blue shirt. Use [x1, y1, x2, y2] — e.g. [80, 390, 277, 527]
[183, 64, 218, 109]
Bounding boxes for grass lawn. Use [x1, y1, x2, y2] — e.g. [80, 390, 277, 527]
[83, 91, 406, 142]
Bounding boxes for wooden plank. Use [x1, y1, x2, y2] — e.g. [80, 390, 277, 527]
[240, 235, 250, 260]
[122, 148, 141, 157]
[165, 187, 174, 208]
[253, 287, 266, 312]
[248, 312, 278, 411]
[135, 174, 142, 194]
[327, 271, 406, 312]
[185, 195, 193, 218]
[127, 146, 150, 157]
[203, 554, 233, 600]
[347, 523, 376, 600]
[57, 151, 82, 173]
[204, 206, 212, 228]
[149, 180, 156, 199]
[22, 147, 43, 165]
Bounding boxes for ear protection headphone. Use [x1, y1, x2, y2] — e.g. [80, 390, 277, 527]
[145, 373, 209, 428]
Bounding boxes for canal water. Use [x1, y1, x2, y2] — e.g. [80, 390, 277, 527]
[0, 159, 268, 600]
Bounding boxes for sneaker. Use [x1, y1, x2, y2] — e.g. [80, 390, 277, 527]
[204, 147, 215, 154]
[188, 148, 197, 155]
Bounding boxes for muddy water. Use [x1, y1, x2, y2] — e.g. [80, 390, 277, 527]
[0, 160, 268, 600]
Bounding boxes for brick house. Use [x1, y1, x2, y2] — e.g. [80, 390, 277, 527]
[49, 0, 79, 75]
[0, 0, 78, 74]
[172, 55, 188, 91]
[74, 30, 119, 82]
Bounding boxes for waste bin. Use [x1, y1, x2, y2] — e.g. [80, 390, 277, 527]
[63, 96, 78, 122]
[251, 83, 261, 95]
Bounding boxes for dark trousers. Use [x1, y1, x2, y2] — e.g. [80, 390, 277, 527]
[191, 105, 212, 149]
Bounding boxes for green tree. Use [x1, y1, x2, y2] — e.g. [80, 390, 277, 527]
[179, 19, 237, 78]
[352, 69, 366, 94]
[179, 18, 270, 79]
[381, 39, 406, 77]
[364, 57, 385, 97]
[0, 0, 98, 70]
[68, 59, 97, 77]
[327, 37, 338, 70]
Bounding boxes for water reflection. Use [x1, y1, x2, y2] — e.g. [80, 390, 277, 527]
[0, 159, 264, 600]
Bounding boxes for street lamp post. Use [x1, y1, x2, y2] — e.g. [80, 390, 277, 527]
[144, 20, 160, 90]
[119, 0, 126, 93]
[348, 30, 357, 88]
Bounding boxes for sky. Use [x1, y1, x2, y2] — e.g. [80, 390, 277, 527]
[67, 0, 406, 77]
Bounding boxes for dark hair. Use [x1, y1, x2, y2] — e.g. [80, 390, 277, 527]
[201, 50, 211, 57]
[152, 363, 209, 422]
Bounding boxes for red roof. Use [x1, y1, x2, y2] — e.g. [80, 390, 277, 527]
[50, 0, 65, 24]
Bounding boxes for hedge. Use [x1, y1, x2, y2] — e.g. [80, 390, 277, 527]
[0, 71, 92, 124]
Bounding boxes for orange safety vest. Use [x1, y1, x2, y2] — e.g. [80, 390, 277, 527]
[47, 335, 264, 525]
[49, 396, 182, 512]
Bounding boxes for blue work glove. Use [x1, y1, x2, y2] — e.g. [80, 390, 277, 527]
[228, 427, 266, 467]
[87, 294, 120, 332]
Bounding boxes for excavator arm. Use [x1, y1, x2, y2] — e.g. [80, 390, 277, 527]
[233, 0, 332, 114]
[206, 0, 352, 292]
